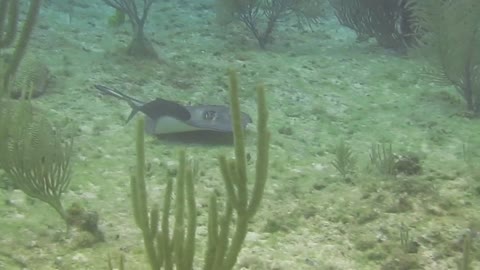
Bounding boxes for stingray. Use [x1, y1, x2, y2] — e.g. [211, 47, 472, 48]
[94, 85, 252, 135]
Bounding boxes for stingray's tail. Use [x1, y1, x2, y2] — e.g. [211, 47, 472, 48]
[94, 85, 144, 104]
[94, 84, 144, 123]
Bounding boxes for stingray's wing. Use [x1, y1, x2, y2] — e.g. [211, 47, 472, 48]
[139, 98, 191, 121]
[184, 105, 252, 132]
[145, 115, 203, 135]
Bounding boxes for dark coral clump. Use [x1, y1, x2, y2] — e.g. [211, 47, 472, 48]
[394, 152, 422, 175]
[66, 203, 105, 242]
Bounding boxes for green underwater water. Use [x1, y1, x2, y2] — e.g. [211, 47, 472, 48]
[1, 1, 480, 270]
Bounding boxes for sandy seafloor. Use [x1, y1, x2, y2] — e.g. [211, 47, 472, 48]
[1, 1, 480, 270]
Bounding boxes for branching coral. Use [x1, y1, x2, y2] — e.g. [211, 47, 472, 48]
[0, 0, 42, 95]
[0, 101, 73, 228]
[102, 0, 158, 59]
[408, 0, 480, 114]
[329, 0, 415, 51]
[0, 1, 78, 235]
[129, 70, 270, 270]
[216, 0, 326, 48]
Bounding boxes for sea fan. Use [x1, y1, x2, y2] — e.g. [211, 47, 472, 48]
[9, 54, 50, 99]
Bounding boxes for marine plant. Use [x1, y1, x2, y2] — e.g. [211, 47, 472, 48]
[0, 101, 74, 229]
[369, 142, 396, 177]
[331, 140, 356, 180]
[128, 70, 270, 270]
[102, 0, 158, 59]
[407, 0, 480, 115]
[108, 254, 125, 270]
[329, 0, 414, 51]
[399, 223, 417, 254]
[0, 0, 42, 96]
[458, 227, 474, 270]
[216, 0, 326, 49]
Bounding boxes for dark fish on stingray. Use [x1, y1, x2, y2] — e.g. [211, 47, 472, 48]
[94, 85, 252, 135]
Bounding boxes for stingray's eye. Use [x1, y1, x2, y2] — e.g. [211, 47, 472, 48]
[204, 110, 216, 120]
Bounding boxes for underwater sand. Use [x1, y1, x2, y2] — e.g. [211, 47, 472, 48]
[1, 1, 480, 270]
